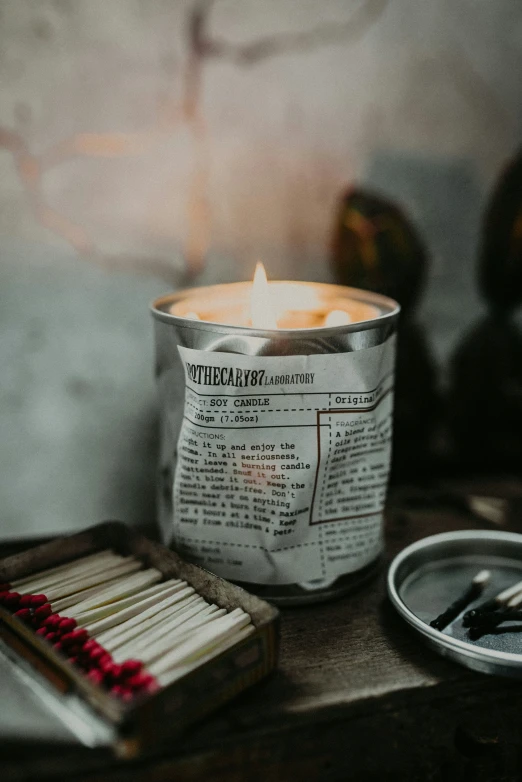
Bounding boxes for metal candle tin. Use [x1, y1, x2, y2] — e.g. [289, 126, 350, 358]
[152, 281, 400, 605]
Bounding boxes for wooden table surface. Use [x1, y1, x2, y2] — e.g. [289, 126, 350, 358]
[3, 482, 522, 782]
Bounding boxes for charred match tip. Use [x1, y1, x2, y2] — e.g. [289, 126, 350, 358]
[430, 569, 492, 632]
[467, 607, 522, 630]
[463, 600, 497, 624]
[465, 578, 522, 625]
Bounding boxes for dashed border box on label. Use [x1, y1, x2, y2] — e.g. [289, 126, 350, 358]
[309, 392, 392, 525]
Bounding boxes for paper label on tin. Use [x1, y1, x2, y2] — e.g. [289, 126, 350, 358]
[171, 336, 395, 585]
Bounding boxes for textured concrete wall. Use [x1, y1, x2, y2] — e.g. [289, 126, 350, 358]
[1, 0, 521, 539]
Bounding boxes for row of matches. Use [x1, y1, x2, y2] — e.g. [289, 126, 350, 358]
[0, 549, 254, 700]
[430, 570, 522, 639]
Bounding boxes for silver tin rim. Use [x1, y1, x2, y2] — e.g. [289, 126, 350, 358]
[151, 281, 400, 337]
[387, 530, 522, 675]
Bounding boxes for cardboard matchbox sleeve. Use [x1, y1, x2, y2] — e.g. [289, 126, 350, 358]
[0, 521, 280, 758]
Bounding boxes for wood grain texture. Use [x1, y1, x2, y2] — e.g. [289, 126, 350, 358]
[3, 493, 522, 781]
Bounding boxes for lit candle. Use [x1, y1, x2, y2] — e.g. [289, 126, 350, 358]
[152, 269, 399, 605]
[170, 262, 377, 330]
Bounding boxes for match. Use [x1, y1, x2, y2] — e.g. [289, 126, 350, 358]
[0, 549, 255, 703]
[11, 551, 123, 590]
[103, 598, 212, 657]
[113, 606, 226, 664]
[463, 578, 522, 625]
[82, 584, 194, 634]
[68, 579, 179, 616]
[158, 625, 255, 687]
[74, 580, 184, 626]
[467, 608, 522, 630]
[51, 569, 163, 612]
[148, 609, 252, 677]
[430, 569, 491, 632]
[98, 595, 206, 652]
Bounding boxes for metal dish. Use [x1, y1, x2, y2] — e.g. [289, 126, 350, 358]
[387, 530, 522, 677]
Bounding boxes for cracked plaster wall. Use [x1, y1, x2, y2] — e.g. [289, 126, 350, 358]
[1, 0, 521, 539]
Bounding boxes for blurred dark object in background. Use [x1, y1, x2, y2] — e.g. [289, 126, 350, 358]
[331, 188, 440, 481]
[449, 149, 522, 472]
[449, 318, 522, 470]
[479, 152, 522, 311]
[331, 189, 427, 314]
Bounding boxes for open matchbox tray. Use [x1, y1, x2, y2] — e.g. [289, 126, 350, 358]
[0, 521, 280, 758]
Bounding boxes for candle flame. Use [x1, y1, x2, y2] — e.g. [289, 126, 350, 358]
[251, 262, 278, 329]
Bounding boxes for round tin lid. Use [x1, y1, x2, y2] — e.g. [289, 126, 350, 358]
[387, 530, 522, 678]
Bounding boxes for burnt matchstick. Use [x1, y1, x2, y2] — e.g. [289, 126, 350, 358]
[462, 578, 522, 626]
[467, 608, 522, 630]
[467, 608, 522, 640]
[430, 570, 491, 631]
[465, 586, 522, 632]
[468, 624, 522, 641]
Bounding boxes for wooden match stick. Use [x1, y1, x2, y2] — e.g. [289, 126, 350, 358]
[463, 577, 522, 625]
[14, 555, 128, 595]
[147, 610, 252, 676]
[469, 609, 522, 641]
[99, 595, 205, 652]
[85, 585, 196, 635]
[130, 607, 227, 667]
[112, 605, 222, 663]
[40, 560, 145, 602]
[95, 593, 202, 652]
[430, 569, 491, 631]
[506, 589, 522, 609]
[98, 596, 205, 650]
[142, 607, 241, 665]
[465, 586, 522, 636]
[106, 599, 212, 656]
[467, 609, 522, 632]
[74, 580, 184, 626]
[69, 579, 179, 616]
[69, 571, 172, 614]
[78, 581, 187, 631]
[51, 569, 160, 612]
[3, 548, 256, 703]
[12, 551, 121, 589]
[111, 602, 213, 659]
[158, 625, 255, 687]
